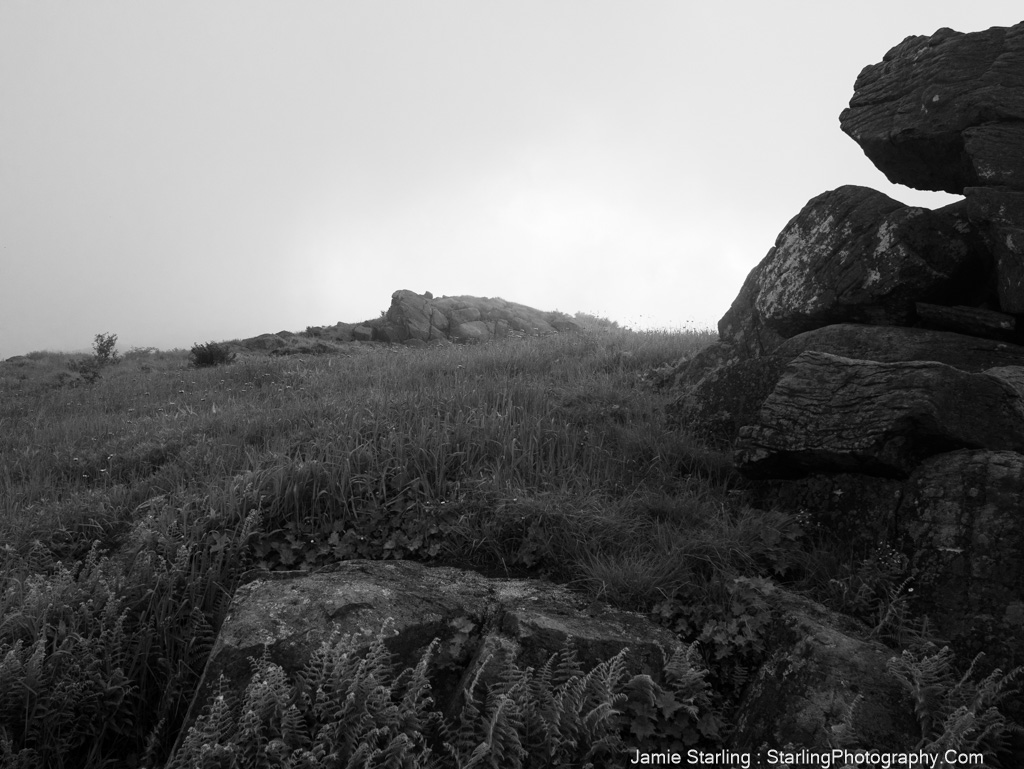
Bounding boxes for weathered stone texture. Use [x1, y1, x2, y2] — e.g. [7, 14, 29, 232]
[776, 324, 1024, 371]
[897, 450, 1024, 659]
[670, 355, 786, 446]
[178, 560, 685, 756]
[377, 290, 575, 344]
[840, 22, 1024, 194]
[719, 187, 987, 356]
[735, 352, 1024, 479]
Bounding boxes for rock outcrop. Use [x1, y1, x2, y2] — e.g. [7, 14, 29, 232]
[367, 290, 580, 345]
[840, 23, 1024, 317]
[672, 20, 1024, 671]
[233, 291, 581, 354]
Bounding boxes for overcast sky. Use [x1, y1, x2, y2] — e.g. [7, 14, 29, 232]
[1, 2, 1020, 358]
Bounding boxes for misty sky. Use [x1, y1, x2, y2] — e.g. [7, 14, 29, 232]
[2, 2, 1020, 359]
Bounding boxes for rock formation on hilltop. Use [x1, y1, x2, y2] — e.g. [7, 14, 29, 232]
[672, 19, 1024, 719]
[234, 290, 581, 355]
[355, 290, 581, 346]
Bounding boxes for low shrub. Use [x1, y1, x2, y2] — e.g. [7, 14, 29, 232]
[189, 342, 236, 368]
[92, 333, 120, 366]
[64, 333, 121, 385]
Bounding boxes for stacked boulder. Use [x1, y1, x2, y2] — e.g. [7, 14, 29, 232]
[352, 290, 580, 346]
[673, 21, 1024, 663]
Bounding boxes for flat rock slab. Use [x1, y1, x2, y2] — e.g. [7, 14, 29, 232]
[777, 324, 1024, 372]
[735, 351, 1024, 478]
[840, 22, 1024, 193]
[179, 560, 684, 752]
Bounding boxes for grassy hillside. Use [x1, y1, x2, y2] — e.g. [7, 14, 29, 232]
[2, 327, 1012, 766]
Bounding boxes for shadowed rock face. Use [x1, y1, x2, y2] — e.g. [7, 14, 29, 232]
[670, 20, 1024, 690]
[899, 450, 1024, 659]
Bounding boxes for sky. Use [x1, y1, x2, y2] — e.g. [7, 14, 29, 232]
[1, 2, 1021, 358]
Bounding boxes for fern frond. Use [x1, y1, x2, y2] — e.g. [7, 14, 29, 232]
[553, 640, 583, 685]
[397, 638, 439, 734]
[280, 703, 310, 750]
[480, 694, 526, 769]
[167, 675, 237, 769]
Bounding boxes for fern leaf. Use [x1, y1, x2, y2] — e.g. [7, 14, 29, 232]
[281, 703, 310, 750]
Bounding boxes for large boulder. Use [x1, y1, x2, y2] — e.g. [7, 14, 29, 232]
[840, 23, 1024, 316]
[384, 289, 441, 342]
[174, 560, 690, 758]
[351, 324, 374, 342]
[719, 187, 988, 357]
[839, 22, 1024, 194]
[735, 352, 1024, 479]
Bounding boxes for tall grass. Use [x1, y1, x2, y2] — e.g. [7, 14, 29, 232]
[1, 326, 784, 767]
